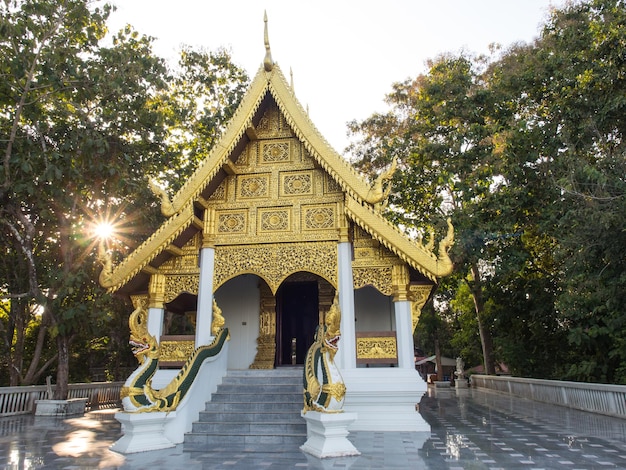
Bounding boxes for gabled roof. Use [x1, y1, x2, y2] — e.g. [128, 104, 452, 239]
[167, 63, 373, 214]
[100, 62, 453, 293]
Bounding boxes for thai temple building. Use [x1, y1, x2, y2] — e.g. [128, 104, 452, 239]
[99, 17, 454, 453]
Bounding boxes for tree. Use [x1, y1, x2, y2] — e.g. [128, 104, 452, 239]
[0, 0, 169, 395]
[349, 0, 626, 383]
[0, 0, 249, 395]
[158, 45, 249, 189]
[348, 53, 503, 374]
[488, 0, 626, 382]
[448, 281, 487, 370]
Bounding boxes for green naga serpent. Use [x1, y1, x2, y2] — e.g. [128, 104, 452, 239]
[303, 295, 346, 413]
[120, 298, 229, 413]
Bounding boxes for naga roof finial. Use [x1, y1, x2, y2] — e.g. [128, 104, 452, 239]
[263, 11, 274, 72]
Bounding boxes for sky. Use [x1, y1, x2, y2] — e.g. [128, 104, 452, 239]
[106, 1, 565, 153]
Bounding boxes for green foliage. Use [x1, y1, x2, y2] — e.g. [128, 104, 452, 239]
[350, 0, 626, 383]
[498, 0, 626, 383]
[448, 281, 485, 368]
[0, 0, 248, 391]
[158, 46, 249, 189]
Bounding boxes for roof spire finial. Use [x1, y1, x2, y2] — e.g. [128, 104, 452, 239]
[263, 11, 274, 72]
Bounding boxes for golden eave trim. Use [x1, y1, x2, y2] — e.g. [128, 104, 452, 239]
[345, 196, 453, 280]
[100, 205, 196, 292]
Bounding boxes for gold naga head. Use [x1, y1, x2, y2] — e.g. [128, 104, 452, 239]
[128, 297, 158, 363]
[322, 295, 341, 358]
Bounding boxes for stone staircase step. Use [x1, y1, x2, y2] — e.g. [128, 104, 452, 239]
[184, 432, 306, 452]
[210, 392, 301, 402]
[216, 383, 302, 393]
[199, 410, 301, 421]
[191, 421, 306, 434]
[203, 401, 301, 412]
[223, 370, 301, 375]
[184, 368, 307, 453]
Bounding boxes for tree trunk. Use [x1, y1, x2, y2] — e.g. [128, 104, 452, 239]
[469, 263, 496, 375]
[8, 299, 23, 386]
[434, 336, 443, 381]
[54, 334, 70, 400]
[21, 305, 54, 385]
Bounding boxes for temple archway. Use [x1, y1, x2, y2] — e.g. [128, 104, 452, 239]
[275, 273, 335, 367]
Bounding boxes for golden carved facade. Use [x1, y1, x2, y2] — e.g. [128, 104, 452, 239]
[156, 234, 201, 303]
[143, 102, 430, 319]
[98, 61, 456, 375]
[100, 62, 453, 300]
[214, 242, 337, 294]
[250, 284, 277, 369]
[352, 225, 406, 296]
[356, 335, 398, 362]
[100, 60, 454, 302]
[409, 284, 434, 333]
[159, 339, 195, 363]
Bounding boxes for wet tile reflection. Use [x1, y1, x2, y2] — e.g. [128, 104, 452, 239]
[1, 389, 625, 469]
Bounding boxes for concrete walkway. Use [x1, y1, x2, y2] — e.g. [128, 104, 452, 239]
[1, 386, 625, 469]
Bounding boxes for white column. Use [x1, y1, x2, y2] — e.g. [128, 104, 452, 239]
[146, 275, 165, 343]
[337, 241, 356, 370]
[195, 246, 215, 346]
[394, 300, 415, 369]
[147, 307, 164, 342]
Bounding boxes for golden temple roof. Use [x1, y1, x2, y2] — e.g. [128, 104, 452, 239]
[100, 35, 453, 293]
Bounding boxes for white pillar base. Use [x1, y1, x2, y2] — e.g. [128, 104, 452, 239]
[300, 411, 360, 459]
[342, 368, 430, 432]
[455, 379, 469, 389]
[110, 411, 175, 454]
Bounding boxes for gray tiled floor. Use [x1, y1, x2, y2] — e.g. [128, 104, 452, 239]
[1, 387, 626, 469]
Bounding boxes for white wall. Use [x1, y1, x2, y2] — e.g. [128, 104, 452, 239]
[354, 286, 395, 331]
[214, 275, 261, 369]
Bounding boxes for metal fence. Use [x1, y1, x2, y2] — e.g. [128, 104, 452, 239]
[0, 382, 124, 417]
[472, 374, 626, 419]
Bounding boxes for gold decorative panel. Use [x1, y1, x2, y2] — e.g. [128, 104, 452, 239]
[214, 242, 337, 293]
[250, 285, 277, 369]
[208, 181, 227, 202]
[160, 253, 200, 274]
[238, 174, 269, 199]
[354, 246, 378, 260]
[256, 103, 293, 139]
[281, 171, 313, 196]
[326, 174, 342, 193]
[256, 111, 274, 137]
[356, 333, 398, 363]
[258, 208, 291, 233]
[353, 266, 394, 295]
[164, 275, 199, 303]
[261, 141, 291, 163]
[217, 210, 247, 234]
[303, 205, 335, 230]
[409, 284, 434, 332]
[351, 227, 401, 268]
[235, 144, 251, 165]
[159, 339, 195, 363]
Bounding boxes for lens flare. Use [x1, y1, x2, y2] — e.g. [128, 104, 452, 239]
[93, 221, 115, 240]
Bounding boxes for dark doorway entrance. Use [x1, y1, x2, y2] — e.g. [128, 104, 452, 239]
[276, 282, 319, 366]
